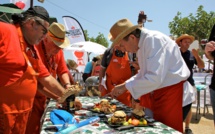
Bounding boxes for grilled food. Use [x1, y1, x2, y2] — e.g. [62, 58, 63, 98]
[110, 110, 127, 124]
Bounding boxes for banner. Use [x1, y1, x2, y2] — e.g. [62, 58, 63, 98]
[10, 0, 30, 10]
[62, 16, 87, 73]
[62, 16, 86, 44]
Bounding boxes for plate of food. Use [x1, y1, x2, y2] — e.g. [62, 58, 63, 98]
[90, 99, 117, 114]
[105, 110, 149, 129]
[131, 108, 156, 124]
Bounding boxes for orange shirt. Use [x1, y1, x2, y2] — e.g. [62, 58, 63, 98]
[35, 41, 69, 77]
[0, 22, 50, 86]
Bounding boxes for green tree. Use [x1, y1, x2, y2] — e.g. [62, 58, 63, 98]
[94, 32, 109, 48]
[84, 30, 109, 48]
[84, 30, 90, 41]
[169, 5, 215, 50]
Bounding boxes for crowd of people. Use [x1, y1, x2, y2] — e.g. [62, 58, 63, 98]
[0, 5, 215, 134]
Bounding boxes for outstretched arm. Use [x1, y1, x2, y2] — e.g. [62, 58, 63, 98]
[192, 49, 205, 69]
[37, 82, 60, 100]
[38, 75, 64, 97]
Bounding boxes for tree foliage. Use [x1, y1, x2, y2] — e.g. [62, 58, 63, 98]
[84, 30, 109, 48]
[169, 5, 215, 47]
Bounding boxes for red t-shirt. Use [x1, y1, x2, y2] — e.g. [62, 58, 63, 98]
[0, 22, 50, 86]
[92, 64, 101, 76]
[35, 41, 69, 77]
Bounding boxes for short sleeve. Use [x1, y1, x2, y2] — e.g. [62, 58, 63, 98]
[101, 48, 113, 68]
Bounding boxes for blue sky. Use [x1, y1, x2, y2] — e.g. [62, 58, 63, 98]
[1, 0, 214, 41]
[1, 0, 215, 60]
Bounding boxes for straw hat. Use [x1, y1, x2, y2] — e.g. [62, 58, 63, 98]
[67, 59, 77, 69]
[48, 22, 70, 48]
[176, 34, 194, 45]
[108, 18, 141, 47]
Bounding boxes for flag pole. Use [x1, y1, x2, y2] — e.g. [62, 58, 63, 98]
[30, 0, 33, 8]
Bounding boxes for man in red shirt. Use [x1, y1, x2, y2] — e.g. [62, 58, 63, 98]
[0, 6, 76, 134]
[26, 22, 82, 134]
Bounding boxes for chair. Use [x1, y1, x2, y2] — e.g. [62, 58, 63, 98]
[195, 73, 212, 120]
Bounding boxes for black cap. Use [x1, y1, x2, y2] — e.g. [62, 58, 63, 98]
[22, 6, 49, 23]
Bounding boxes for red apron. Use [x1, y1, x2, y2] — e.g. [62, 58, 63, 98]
[25, 85, 47, 134]
[26, 43, 57, 134]
[101, 51, 132, 107]
[140, 81, 184, 133]
[0, 26, 38, 134]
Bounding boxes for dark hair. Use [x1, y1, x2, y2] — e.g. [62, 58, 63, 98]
[92, 57, 99, 62]
[11, 6, 49, 24]
[123, 28, 141, 41]
[23, 6, 49, 22]
[11, 13, 34, 24]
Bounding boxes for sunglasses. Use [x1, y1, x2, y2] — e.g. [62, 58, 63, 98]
[35, 19, 48, 35]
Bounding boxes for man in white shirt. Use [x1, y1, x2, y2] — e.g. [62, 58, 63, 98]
[109, 18, 190, 133]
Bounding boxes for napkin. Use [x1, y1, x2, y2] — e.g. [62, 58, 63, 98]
[50, 109, 76, 130]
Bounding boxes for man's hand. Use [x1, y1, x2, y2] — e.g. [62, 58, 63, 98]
[110, 84, 127, 98]
[57, 83, 81, 103]
[205, 41, 215, 53]
[59, 98, 82, 110]
[205, 41, 215, 60]
[191, 49, 199, 58]
[74, 98, 82, 110]
[129, 60, 140, 71]
[64, 83, 72, 89]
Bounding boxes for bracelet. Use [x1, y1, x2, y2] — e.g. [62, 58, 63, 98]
[63, 83, 70, 88]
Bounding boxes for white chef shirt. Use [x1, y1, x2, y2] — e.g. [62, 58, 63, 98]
[126, 28, 190, 100]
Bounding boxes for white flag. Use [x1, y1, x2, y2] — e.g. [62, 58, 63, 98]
[62, 16, 86, 44]
[62, 16, 87, 73]
[10, 0, 30, 10]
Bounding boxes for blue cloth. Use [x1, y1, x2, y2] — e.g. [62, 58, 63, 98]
[195, 84, 207, 91]
[84, 61, 93, 73]
[50, 109, 76, 130]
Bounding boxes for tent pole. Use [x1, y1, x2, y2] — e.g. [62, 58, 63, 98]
[30, 0, 34, 8]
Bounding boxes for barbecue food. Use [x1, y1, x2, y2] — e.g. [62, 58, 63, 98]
[110, 110, 127, 124]
[87, 86, 101, 97]
[58, 82, 82, 103]
[85, 76, 101, 97]
[132, 108, 145, 118]
[93, 99, 116, 114]
[99, 99, 112, 113]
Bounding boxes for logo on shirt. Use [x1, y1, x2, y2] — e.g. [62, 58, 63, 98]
[112, 59, 119, 62]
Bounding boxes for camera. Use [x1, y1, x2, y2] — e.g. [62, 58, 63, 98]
[115, 50, 125, 57]
[138, 11, 146, 23]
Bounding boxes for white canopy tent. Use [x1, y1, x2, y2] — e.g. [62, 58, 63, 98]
[64, 41, 107, 55]
[64, 41, 107, 73]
